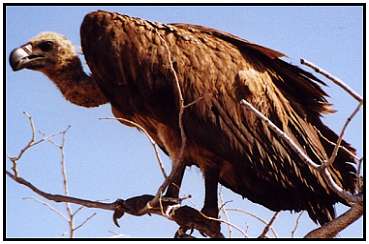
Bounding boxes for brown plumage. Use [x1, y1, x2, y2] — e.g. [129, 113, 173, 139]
[10, 10, 357, 227]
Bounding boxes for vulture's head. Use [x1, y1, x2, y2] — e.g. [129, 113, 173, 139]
[9, 32, 78, 75]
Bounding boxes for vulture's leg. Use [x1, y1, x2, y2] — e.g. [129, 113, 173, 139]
[148, 161, 186, 209]
[164, 163, 186, 200]
[201, 167, 221, 234]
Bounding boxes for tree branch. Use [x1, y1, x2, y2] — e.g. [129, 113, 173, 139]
[258, 211, 280, 238]
[225, 208, 278, 238]
[325, 101, 362, 169]
[6, 169, 226, 238]
[291, 212, 304, 237]
[22, 196, 68, 221]
[300, 58, 362, 102]
[304, 202, 363, 238]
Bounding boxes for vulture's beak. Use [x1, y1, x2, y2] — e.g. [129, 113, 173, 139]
[9, 44, 39, 71]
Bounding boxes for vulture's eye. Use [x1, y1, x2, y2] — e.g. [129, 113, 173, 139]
[37, 41, 54, 52]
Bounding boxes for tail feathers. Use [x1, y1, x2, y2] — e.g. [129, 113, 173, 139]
[306, 201, 336, 225]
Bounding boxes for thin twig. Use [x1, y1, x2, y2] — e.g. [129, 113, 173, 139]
[315, 127, 359, 162]
[325, 101, 362, 168]
[140, 29, 188, 211]
[155, 28, 186, 167]
[199, 212, 248, 238]
[57, 129, 75, 237]
[22, 196, 68, 221]
[300, 58, 362, 102]
[72, 206, 85, 217]
[240, 100, 319, 167]
[258, 211, 280, 238]
[8, 112, 65, 177]
[225, 208, 278, 238]
[322, 167, 362, 203]
[218, 187, 232, 238]
[304, 202, 363, 238]
[356, 157, 363, 192]
[183, 96, 205, 109]
[73, 213, 97, 232]
[291, 212, 304, 237]
[357, 157, 363, 176]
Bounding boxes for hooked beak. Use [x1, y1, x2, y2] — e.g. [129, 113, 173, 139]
[9, 44, 43, 71]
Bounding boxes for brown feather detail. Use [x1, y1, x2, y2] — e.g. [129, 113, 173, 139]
[170, 23, 285, 59]
[80, 10, 357, 225]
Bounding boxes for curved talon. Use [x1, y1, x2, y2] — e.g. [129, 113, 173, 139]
[174, 226, 195, 238]
[112, 199, 126, 227]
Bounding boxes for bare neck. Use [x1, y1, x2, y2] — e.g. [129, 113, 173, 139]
[43, 57, 108, 108]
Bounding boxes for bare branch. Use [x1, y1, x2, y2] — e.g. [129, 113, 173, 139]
[300, 58, 362, 102]
[7, 168, 228, 238]
[22, 196, 67, 221]
[155, 29, 186, 162]
[7, 170, 116, 211]
[305, 202, 363, 238]
[218, 187, 232, 238]
[225, 208, 278, 238]
[198, 212, 248, 238]
[357, 157, 363, 176]
[147, 30, 187, 205]
[322, 167, 362, 204]
[240, 100, 320, 167]
[258, 211, 280, 238]
[315, 127, 359, 162]
[291, 212, 304, 237]
[73, 213, 97, 232]
[325, 101, 362, 169]
[72, 206, 85, 217]
[8, 113, 71, 178]
[183, 96, 205, 109]
[58, 129, 74, 237]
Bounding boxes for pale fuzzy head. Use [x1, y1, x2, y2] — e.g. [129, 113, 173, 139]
[10, 32, 79, 73]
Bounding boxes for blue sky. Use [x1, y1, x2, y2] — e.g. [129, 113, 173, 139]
[5, 5, 363, 238]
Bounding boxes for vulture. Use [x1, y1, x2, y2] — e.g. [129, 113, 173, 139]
[10, 10, 357, 232]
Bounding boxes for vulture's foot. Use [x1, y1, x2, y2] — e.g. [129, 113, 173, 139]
[111, 194, 156, 227]
[174, 226, 195, 238]
[173, 206, 224, 238]
[111, 195, 223, 238]
[112, 198, 126, 227]
[112, 194, 180, 226]
[200, 207, 222, 237]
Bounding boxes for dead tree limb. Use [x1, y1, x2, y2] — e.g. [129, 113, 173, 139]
[5, 114, 223, 238]
[258, 211, 280, 238]
[225, 208, 278, 238]
[6, 170, 225, 238]
[304, 202, 363, 238]
[300, 58, 362, 102]
[291, 212, 304, 237]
